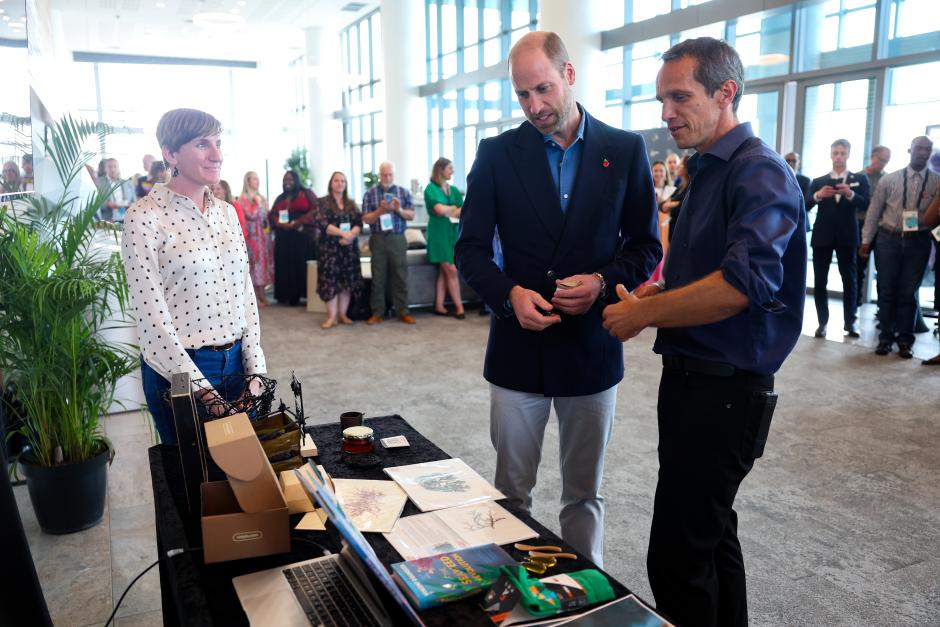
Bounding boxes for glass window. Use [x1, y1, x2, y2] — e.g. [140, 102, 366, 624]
[680, 21, 725, 41]
[798, 0, 876, 71]
[887, 0, 940, 57]
[737, 90, 779, 149]
[729, 7, 792, 80]
[340, 9, 384, 199]
[630, 0, 669, 24]
[881, 60, 940, 171]
[801, 78, 874, 177]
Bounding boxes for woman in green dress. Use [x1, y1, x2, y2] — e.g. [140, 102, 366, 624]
[424, 157, 466, 318]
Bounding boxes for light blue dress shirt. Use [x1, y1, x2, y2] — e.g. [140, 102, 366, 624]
[542, 105, 586, 214]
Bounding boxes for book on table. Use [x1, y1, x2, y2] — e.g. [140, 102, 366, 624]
[383, 458, 504, 512]
[390, 543, 517, 610]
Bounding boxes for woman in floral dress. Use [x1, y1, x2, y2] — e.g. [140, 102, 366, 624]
[238, 171, 273, 306]
[316, 171, 363, 328]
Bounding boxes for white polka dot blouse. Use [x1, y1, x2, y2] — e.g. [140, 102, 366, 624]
[120, 183, 266, 391]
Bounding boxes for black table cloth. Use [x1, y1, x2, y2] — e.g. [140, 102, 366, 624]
[150, 414, 633, 626]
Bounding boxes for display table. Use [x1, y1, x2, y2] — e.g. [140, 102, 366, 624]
[150, 415, 635, 626]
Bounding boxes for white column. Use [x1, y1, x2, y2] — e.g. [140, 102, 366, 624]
[538, 2, 606, 117]
[380, 0, 427, 188]
[305, 26, 344, 194]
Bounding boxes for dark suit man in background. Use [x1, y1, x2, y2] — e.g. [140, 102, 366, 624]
[806, 139, 870, 338]
[785, 151, 811, 230]
[455, 31, 660, 567]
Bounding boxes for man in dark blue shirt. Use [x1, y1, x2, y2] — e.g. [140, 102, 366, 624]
[603, 38, 806, 626]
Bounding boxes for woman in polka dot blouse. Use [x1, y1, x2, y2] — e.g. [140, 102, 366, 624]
[121, 108, 267, 444]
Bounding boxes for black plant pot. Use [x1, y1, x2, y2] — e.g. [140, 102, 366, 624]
[20, 448, 109, 534]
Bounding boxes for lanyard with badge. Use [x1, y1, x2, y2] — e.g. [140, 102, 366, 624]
[379, 191, 395, 231]
[901, 170, 929, 232]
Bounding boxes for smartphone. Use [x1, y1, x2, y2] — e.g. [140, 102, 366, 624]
[383, 192, 394, 203]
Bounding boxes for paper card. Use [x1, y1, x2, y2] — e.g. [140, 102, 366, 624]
[332, 479, 408, 533]
[294, 511, 326, 531]
[279, 209, 289, 223]
[435, 501, 538, 549]
[384, 502, 537, 561]
[379, 212, 393, 231]
[384, 458, 504, 512]
[902, 210, 919, 232]
[340, 222, 351, 232]
[380, 435, 410, 448]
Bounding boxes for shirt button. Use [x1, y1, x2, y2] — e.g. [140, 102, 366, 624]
[547, 270, 555, 279]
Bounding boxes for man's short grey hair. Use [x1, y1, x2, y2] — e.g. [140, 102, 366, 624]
[831, 139, 851, 152]
[661, 37, 745, 112]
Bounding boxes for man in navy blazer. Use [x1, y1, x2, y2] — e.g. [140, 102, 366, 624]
[806, 139, 870, 338]
[455, 31, 660, 567]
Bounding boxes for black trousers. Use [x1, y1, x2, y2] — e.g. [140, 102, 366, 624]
[648, 366, 774, 627]
[813, 244, 857, 326]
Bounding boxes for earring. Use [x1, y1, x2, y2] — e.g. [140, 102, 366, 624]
[172, 166, 179, 177]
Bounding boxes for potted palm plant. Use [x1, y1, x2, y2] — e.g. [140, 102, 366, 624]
[0, 116, 137, 534]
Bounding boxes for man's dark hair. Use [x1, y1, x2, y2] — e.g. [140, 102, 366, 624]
[831, 139, 851, 152]
[661, 37, 744, 112]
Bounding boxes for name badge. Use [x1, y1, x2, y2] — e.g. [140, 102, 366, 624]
[932, 224, 940, 242]
[279, 210, 290, 224]
[849, 181, 859, 188]
[340, 222, 351, 232]
[379, 213, 393, 231]
[902, 209, 918, 232]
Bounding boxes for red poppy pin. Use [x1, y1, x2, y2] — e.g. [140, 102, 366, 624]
[602, 158, 610, 168]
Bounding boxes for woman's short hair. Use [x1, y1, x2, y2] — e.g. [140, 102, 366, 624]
[430, 157, 452, 186]
[156, 109, 222, 153]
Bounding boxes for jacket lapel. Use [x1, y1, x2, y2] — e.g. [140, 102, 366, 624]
[509, 122, 565, 243]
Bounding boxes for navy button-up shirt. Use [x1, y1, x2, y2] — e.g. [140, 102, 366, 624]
[654, 122, 807, 375]
[543, 105, 586, 214]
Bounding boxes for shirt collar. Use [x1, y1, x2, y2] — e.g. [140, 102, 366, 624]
[152, 182, 216, 214]
[907, 164, 927, 176]
[687, 122, 754, 178]
[542, 103, 586, 147]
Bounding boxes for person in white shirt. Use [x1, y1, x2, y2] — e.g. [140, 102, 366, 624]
[97, 158, 136, 222]
[121, 108, 266, 443]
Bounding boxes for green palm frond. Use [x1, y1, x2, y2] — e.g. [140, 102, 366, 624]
[0, 116, 135, 468]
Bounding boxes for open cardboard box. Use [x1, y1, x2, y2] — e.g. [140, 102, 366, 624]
[202, 413, 290, 564]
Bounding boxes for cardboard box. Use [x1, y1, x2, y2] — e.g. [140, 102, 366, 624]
[201, 413, 290, 564]
[279, 469, 316, 514]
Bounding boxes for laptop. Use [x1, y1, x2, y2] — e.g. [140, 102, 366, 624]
[233, 462, 424, 627]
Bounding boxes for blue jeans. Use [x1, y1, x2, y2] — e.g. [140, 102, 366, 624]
[875, 230, 932, 346]
[140, 341, 244, 444]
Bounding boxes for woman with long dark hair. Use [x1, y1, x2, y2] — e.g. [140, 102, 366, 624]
[424, 157, 465, 318]
[269, 170, 318, 306]
[315, 171, 363, 328]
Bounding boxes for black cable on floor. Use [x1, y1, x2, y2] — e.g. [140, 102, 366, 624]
[104, 547, 201, 627]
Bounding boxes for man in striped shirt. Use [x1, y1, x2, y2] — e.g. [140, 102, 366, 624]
[860, 136, 938, 358]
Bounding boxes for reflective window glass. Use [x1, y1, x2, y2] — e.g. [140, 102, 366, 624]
[887, 0, 940, 57]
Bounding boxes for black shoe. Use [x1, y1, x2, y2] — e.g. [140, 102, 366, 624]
[432, 308, 450, 316]
[897, 344, 913, 359]
[814, 324, 827, 338]
[844, 322, 860, 338]
[874, 341, 892, 355]
[455, 312, 466, 320]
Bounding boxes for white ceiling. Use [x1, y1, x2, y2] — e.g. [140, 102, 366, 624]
[45, 0, 376, 64]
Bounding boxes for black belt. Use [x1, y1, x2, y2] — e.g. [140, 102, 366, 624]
[662, 355, 744, 378]
[879, 227, 928, 239]
[201, 341, 236, 352]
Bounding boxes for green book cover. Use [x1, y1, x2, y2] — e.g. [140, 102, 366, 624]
[391, 543, 517, 610]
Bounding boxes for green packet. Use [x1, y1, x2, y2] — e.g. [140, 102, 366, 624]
[480, 564, 615, 624]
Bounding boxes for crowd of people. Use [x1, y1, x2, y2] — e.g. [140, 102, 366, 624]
[113, 30, 939, 626]
[1, 154, 33, 194]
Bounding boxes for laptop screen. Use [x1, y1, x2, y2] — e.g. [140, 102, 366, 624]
[294, 462, 425, 627]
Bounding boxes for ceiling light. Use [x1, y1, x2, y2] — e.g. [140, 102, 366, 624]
[192, 11, 245, 30]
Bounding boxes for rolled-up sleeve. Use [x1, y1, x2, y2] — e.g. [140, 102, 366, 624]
[720, 157, 801, 314]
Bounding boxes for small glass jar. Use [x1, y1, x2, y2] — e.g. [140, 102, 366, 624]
[342, 426, 374, 454]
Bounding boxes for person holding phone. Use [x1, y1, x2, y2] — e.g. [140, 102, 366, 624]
[805, 139, 870, 339]
[361, 161, 416, 324]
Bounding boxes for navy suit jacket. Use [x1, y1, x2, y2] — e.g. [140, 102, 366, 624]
[455, 111, 661, 397]
[806, 172, 870, 247]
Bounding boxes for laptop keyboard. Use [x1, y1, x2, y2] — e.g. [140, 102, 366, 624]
[283, 559, 380, 627]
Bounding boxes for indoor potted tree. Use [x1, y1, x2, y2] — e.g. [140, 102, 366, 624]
[0, 115, 137, 534]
